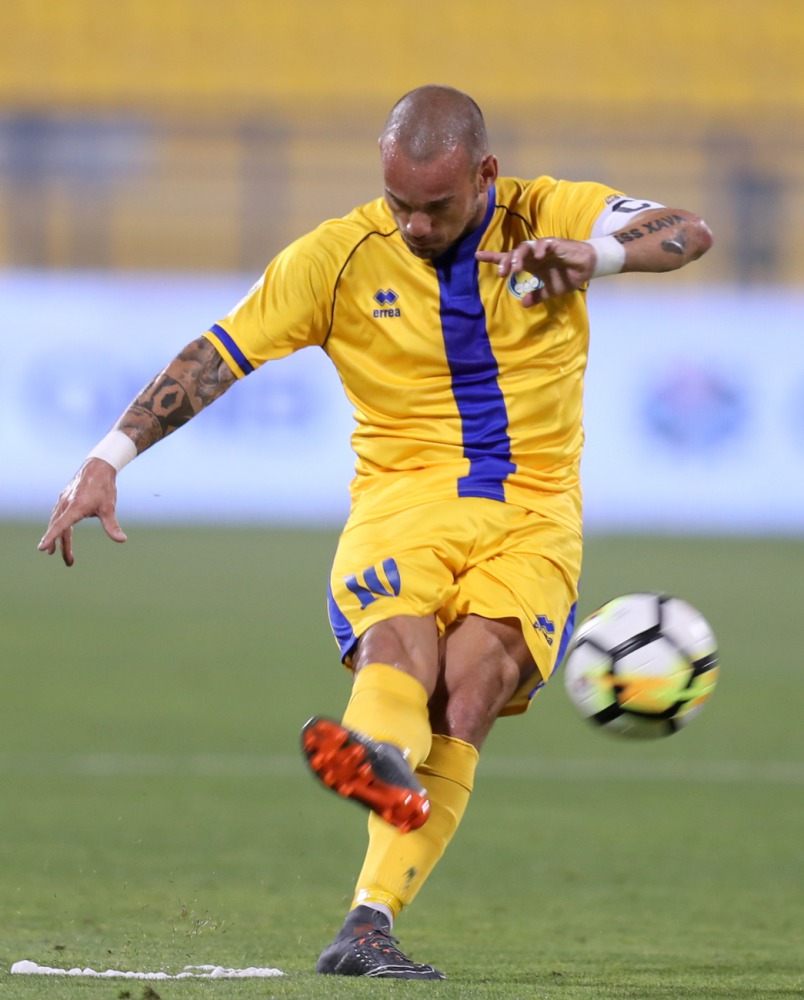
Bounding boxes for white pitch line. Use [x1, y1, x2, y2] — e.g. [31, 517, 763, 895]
[11, 960, 283, 979]
[0, 753, 803, 784]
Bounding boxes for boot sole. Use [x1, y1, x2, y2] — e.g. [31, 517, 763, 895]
[301, 718, 429, 832]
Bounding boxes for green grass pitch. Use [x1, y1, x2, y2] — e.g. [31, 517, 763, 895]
[1, 521, 803, 999]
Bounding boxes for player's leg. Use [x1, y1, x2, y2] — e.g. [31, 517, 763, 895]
[302, 614, 439, 832]
[332, 506, 580, 963]
[305, 502, 465, 835]
[306, 503, 469, 978]
[307, 500, 576, 978]
[348, 731, 478, 903]
[313, 730, 477, 979]
[306, 614, 450, 979]
[311, 617, 520, 982]
[345, 614, 535, 931]
[429, 613, 540, 744]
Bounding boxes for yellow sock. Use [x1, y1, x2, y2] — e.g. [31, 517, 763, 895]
[341, 662, 432, 770]
[351, 733, 479, 917]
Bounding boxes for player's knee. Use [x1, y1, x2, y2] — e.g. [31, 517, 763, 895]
[430, 615, 539, 745]
[432, 684, 508, 748]
[354, 615, 441, 697]
[434, 648, 524, 747]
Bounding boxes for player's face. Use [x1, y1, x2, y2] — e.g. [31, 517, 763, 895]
[382, 145, 498, 260]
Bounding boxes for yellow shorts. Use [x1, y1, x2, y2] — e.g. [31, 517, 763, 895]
[327, 496, 581, 715]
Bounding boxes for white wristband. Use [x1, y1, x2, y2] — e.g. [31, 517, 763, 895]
[86, 430, 137, 472]
[584, 235, 626, 278]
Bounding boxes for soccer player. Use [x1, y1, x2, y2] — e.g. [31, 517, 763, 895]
[38, 85, 713, 979]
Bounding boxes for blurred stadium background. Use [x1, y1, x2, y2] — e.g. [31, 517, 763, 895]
[1, 0, 803, 533]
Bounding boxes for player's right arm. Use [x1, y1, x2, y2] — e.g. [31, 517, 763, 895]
[38, 336, 235, 567]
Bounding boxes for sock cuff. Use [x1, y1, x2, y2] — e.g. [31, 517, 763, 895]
[354, 662, 429, 709]
[352, 888, 402, 920]
[417, 733, 479, 792]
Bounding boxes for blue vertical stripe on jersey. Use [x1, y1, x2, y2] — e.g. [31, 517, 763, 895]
[209, 323, 255, 376]
[435, 187, 515, 502]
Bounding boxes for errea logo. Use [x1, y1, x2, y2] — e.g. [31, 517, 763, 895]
[507, 271, 544, 300]
[533, 614, 556, 645]
[373, 288, 401, 318]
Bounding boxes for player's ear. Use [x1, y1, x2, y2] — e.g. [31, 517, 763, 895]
[477, 154, 498, 193]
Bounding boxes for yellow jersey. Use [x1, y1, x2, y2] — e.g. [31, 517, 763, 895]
[205, 175, 622, 535]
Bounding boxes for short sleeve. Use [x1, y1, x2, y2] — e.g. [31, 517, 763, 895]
[204, 227, 341, 377]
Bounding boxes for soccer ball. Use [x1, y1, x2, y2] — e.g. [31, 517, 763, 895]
[563, 593, 719, 738]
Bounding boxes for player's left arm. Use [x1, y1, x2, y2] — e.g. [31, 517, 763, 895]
[476, 207, 713, 307]
[38, 336, 236, 566]
[603, 207, 714, 273]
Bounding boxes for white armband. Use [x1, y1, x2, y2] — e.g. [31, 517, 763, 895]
[584, 235, 626, 279]
[86, 430, 137, 472]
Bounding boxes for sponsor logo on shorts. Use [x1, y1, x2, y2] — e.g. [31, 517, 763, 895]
[344, 558, 401, 609]
[373, 289, 401, 318]
[533, 614, 556, 645]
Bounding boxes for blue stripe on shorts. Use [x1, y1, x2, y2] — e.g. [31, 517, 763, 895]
[327, 583, 358, 662]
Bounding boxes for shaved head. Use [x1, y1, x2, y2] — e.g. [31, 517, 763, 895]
[380, 85, 489, 168]
[379, 86, 497, 259]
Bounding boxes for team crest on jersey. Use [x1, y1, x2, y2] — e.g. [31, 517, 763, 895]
[507, 271, 544, 300]
[373, 288, 401, 318]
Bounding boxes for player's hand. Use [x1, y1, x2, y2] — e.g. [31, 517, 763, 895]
[37, 458, 127, 567]
[476, 237, 597, 306]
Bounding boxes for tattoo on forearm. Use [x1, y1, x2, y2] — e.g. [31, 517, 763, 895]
[118, 337, 235, 451]
[644, 214, 685, 234]
[127, 376, 197, 440]
[661, 230, 688, 256]
[614, 213, 689, 258]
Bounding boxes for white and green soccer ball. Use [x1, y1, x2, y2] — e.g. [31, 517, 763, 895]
[563, 593, 720, 738]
